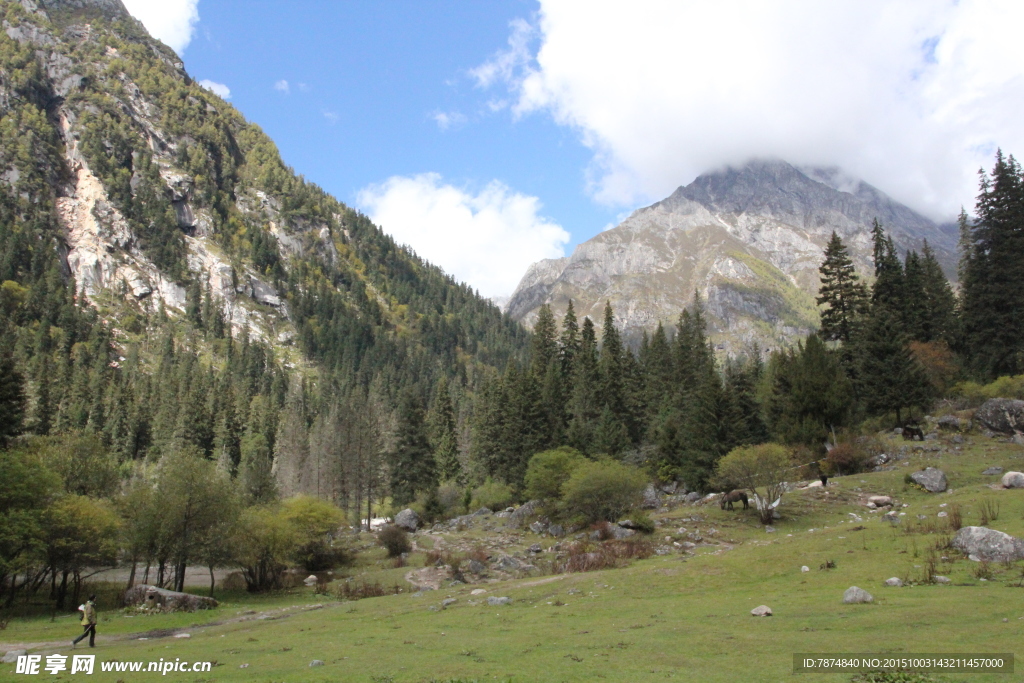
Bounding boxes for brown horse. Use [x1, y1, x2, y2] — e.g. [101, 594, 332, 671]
[902, 425, 925, 441]
[720, 490, 749, 511]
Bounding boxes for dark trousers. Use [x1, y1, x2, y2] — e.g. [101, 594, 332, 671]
[73, 624, 96, 647]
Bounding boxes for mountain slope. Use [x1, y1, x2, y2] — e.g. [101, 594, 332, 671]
[507, 159, 958, 351]
[0, 0, 528, 392]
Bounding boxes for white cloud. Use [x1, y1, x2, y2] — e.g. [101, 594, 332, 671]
[122, 0, 199, 54]
[274, 79, 290, 94]
[323, 110, 339, 124]
[477, 0, 1024, 220]
[432, 110, 467, 130]
[198, 79, 230, 99]
[357, 174, 570, 298]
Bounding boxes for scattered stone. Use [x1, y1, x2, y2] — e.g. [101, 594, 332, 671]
[800, 566, 809, 573]
[394, 508, 420, 532]
[528, 543, 542, 553]
[983, 467, 1004, 475]
[2, 651, 27, 664]
[529, 521, 548, 535]
[641, 483, 660, 509]
[303, 574, 318, 587]
[123, 585, 218, 612]
[750, 605, 773, 616]
[507, 500, 542, 528]
[933, 576, 951, 584]
[487, 596, 511, 606]
[937, 415, 963, 431]
[952, 526, 1024, 562]
[765, 526, 776, 533]
[937, 511, 948, 518]
[1001, 471, 1024, 489]
[684, 492, 701, 504]
[309, 660, 325, 667]
[882, 511, 900, 525]
[951, 434, 965, 444]
[548, 524, 565, 537]
[173, 633, 191, 639]
[909, 467, 948, 493]
[679, 541, 696, 550]
[470, 589, 487, 595]
[884, 577, 903, 587]
[611, 526, 636, 540]
[843, 586, 874, 604]
[868, 495, 894, 507]
[472, 507, 493, 517]
[1013, 433, 1024, 446]
[467, 559, 486, 575]
[974, 398, 1024, 434]
[441, 598, 457, 608]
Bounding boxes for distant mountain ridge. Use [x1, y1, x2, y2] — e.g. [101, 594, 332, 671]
[507, 159, 958, 351]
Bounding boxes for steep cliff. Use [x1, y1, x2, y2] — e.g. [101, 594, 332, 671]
[507, 159, 958, 351]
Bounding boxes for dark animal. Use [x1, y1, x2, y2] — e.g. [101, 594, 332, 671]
[819, 475, 829, 487]
[720, 490, 749, 510]
[902, 425, 925, 441]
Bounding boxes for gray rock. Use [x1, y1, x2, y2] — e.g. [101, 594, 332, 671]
[684, 491, 701, 504]
[933, 575, 951, 584]
[974, 398, 1024, 434]
[507, 500, 542, 528]
[441, 598, 457, 608]
[1013, 433, 1024, 446]
[641, 484, 660, 509]
[123, 584, 218, 611]
[937, 415, 963, 431]
[493, 555, 524, 572]
[868, 495, 893, 507]
[952, 526, 1024, 562]
[529, 521, 548, 535]
[750, 605, 772, 616]
[982, 466, 1004, 475]
[548, 523, 565, 537]
[679, 541, 697, 550]
[842, 586, 874, 604]
[882, 511, 901, 525]
[528, 543, 542, 553]
[466, 559, 486, 574]
[2, 651, 27, 664]
[1001, 471, 1024, 489]
[659, 481, 679, 495]
[472, 507, 493, 517]
[487, 596, 511, 606]
[909, 467, 947, 492]
[884, 577, 903, 587]
[610, 526, 636, 540]
[309, 660, 325, 667]
[394, 508, 420, 532]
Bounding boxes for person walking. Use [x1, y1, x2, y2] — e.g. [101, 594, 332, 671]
[72, 595, 97, 648]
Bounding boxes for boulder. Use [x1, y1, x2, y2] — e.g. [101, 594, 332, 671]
[982, 467, 1004, 475]
[303, 574, 318, 587]
[548, 524, 565, 538]
[952, 526, 1024, 562]
[933, 575, 951, 584]
[472, 507, 493, 517]
[506, 500, 542, 528]
[909, 467, 947, 492]
[470, 588, 487, 595]
[1001, 471, 1024, 489]
[937, 415, 963, 431]
[529, 521, 548, 535]
[528, 543, 542, 554]
[974, 398, 1024, 434]
[684, 492, 701, 503]
[124, 585, 218, 611]
[882, 511, 901, 525]
[800, 566, 809, 573]
[750, 605, 772, 616]
[884, 577, 903, 587]
[610, 526, 636, 540]
[868, 495, 893, 507]
[394, 508, 420, 532]
[309, 660, 325, 667]
[641, 483, 660, 509]
[2, 651, 27, 664]
[487, 596, 511, 606]
[842, 586, 873, 604]
[466, 559, 487, 575]
[441, 598, 457, 608]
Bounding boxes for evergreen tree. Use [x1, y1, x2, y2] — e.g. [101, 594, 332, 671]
[767, 334, 853, 446]
[559, 300, 581, 379]
[388, 389, 435, 506]
[919, 241, 957, 345]
[902, 250, 928, 341]
[428, 376, 461, 484]
[870, 219, 905, 317]
[565, 316, 599, 453]
[597, 302, 628, 423]
[0, 355, 25, 445]
[959, 151, 1024, 377]
[531, 304, 558, 377]
[855, 307, 932, 425]
[816, 231, 868, 344]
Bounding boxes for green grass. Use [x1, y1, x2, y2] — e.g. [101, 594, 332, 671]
[3, 432, 1023, 682]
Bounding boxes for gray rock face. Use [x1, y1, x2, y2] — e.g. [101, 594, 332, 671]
[506, 159, 957, 352]
[974, 399, 1024, 434]
[982, 467, 1004, 475]
[684, 492, 701, 504]
[466, 559, 486, 575]
[884, 577, 903, 587]
[842, 586, 874, 604]
[909, 467, 947, 492]
[750, 605, 772, 616]
[487, 596, 511, 606]
[548, 523, 565, 538]
[937, 415, 963, 431]
[507, 500, 542, 528]
[1001, 471, 1024, 489]
[952, 526, 1024, 562]
[394, 508, 420, 532]
[2, 650, 27, 664]
[641, 483, 660, 509]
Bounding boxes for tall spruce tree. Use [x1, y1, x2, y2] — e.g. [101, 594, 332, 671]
[531, 304, 558, 377]
[559, 300, 581, 379]
[919, 241, 957, 345]
[959, 150, 1024, 377]
[767, 334, 853, 446]
[855, 307, 932, 425]
[388, 390, 435, 506]
[0, 355, 25, 446]
[816, 231, 869, 344]
[870, 219, 905, 317]
[428, 376, 462, 484]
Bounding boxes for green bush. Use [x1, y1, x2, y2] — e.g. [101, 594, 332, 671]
[524, 447, 587, 501]
[377, 525, 411, 558]
[950, 374, 1024, 405]
[470, 478, 514, 511]
[280, 496, 350, 570]
[628, 511, 656, 534]
[561, 459, 646, 524]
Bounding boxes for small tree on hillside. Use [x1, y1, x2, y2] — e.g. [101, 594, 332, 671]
[561, 459, 646, 524]
[715, 443, 794, 525]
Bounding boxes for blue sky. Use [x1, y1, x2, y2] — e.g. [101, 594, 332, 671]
[122, 0, 1024, 298]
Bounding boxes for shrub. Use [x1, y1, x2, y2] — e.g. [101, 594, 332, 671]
[950, 374, 1024, 406]
[979, 498, 1000, 525]
[436, 481, 464, 516]
[232, 506, 296, 592]
[377, 525, 411, 557]
[825, 442, 870, 476]
[335, 580, 403, 601]
[715, 443, 795, 524]
[561, 459, 646, 524]
[556, 538, 654, 573]
[471, 478, 515, 511]
[628, 511, 655, 534]
[280, 496, 348, 571]
[524, 447, 587, 501]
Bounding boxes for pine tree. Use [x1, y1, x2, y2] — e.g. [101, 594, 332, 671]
[855, 307, 932, 425]
[767, 334, 853, 446]
[0, 355, 25, 445]
[919, 241, 957, 345]
[531, 304, 558, 377]
[559, 300, 581, 379]
[959, 151, 1024, 377]
[902, 250, 928, 341]
[428, 376, 461, 483]
[870, 219, 904, 317]
[641, 322, 674, 422]
[597, 301, 627, 422]
[816, 231, 868, 344]
[388, 389, 435, 506]
[565, 316, 599, 453]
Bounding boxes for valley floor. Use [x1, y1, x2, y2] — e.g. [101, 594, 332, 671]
[3, 430, 1023, 683]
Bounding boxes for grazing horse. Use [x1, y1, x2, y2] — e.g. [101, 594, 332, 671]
[720, 490, 749, 510]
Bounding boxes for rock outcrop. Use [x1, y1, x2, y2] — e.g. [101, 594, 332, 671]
[952, 526, 1024, 562]
[974, 399, 1024, 435]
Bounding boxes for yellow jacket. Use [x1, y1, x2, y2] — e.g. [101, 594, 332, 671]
[81, 601, 96, 626]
